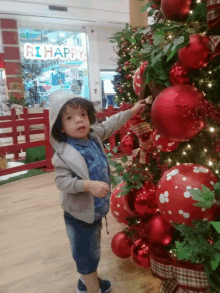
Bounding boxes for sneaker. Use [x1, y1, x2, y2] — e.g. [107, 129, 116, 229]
[76, 277, 112, 293]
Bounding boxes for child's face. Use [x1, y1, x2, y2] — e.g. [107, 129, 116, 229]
[61, 105, 91, 140]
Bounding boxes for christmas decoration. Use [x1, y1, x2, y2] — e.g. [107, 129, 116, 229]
[120, 133, 135, 154]
[169, 62, 190, 85]
[111, 231, 132, 258]
[133, 61, 148, 96]
[156, 164, 219, 226]
[149, 247, 210, 293]
[151, 84, 205, 142]
[152, 130, 179, 153]
[207, 0, 220, 30]
[178, 34, 211, 70]
[161, 0, 192, 21]
[131, 238, 151, 268]
[110, 182, 131, 225]
[124, 182, 158, 217]
[144, 214, 174, 246]
[151, 0, 161, 10]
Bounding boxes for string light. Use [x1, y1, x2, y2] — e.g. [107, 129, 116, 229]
[204, 148, 207, 152]
[168, 35, 172, 39]
[176, 162, 180, 165]
[187, 144, 191, 149]
[210, 127, 215, 132]
[182, 151, 186, 155]
[208, 83, 212, 87]
[196, 0, 201, 2]
[168, 158, 171, 162]
[208, 161, 213, 166]
[189, 10, 193, 14]
[216, 170, 219, 174]
[208, 71, 212, 74]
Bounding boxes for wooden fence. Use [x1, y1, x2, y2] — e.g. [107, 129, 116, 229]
[0, 104, 131, 176]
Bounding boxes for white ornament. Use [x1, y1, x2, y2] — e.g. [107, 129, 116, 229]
[167, 169, 179, 181]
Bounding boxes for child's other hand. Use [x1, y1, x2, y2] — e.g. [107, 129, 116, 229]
[87, 181, 110, 198]
[130, 99, 146, 116]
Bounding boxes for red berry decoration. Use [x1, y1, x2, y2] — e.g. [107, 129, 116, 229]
[125, 74, 131, 79]
[124, 61, 130, 67]
[156, 164, 219, 226]
[120, 133, 135, 154]
[178, 34, 211, 70]
[111, 231, 132, 258]
[111, 182, 131, 225]
[152, 130, 179, 152]
[124, 181, 158, 217]
[131, 238, 151, 268]
[169, 62, 190, 85]
[151, 84, 205, 142]
[144, 214, 174, 246]
[151, 0, 161, 9]
[133, 61, 148, 96]
[161, 0, 192, 21]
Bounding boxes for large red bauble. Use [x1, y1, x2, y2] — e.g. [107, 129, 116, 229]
[152, 130, 179, 152]
[111, 182, 131, 225]
[161, 0, 192, 21]
[131, 238, 151, 268]
[124, 182, 158, 217]
[169, 62, 190, 85]
[120, 133, 135, 154]
[151, 84, 205, 142]
[144, 214, 174, 246]
[156, 163, 219, 226]
[133, 61, 148, 96]
[111, 231, 132, 258]
[178, 34, 211, 70]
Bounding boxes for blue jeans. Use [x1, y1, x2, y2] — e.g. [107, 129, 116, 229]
[64, 211, 102, 275]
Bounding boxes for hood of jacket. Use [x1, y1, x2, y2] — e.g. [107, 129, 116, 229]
[49, 91, 79, 153]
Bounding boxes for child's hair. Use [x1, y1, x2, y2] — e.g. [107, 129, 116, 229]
[52, 97, 96, 142]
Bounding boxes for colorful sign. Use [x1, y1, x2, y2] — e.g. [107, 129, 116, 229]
[23, 43, 86, 61]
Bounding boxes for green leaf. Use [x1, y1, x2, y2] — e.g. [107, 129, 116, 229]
[121, 156, 128, 163]
[140, 1, 152, 13]
[166, 48, 177, 62]
[151, 52, 164, 66]
[211, 222, 220, 233]
[211, 261, 219, 271]
[105, 144, 111, 151]
[129, 38, 137, 44]
[123, 173, 130, 181]
[148, 8, 155, 17]
[214, 182, 220, 198]
[163, 43, 172, 54]
[173, 36, 185, 47]
[131, 174, 141, 182]
[112, 147, 118, 153]
[214, 239, 220, 250]
[135, 182, 143, 189]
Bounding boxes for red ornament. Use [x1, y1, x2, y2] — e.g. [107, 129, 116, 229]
[156, 164, 219, 226]
[178, 34, 211, 70]
[169, 62, 190, 85]
[144, 214, 174, 246]
[133, 61, 148, 96]
[119, 88, 123, 93]
[131, 238, 151, 268]
[161, 0, 192, 21]
[111, 231, 132, 258]
[120, 133, 135, 154]
[152, 130, 179, 152]
[124, 181, 158, 217]
[125, 74, 131, 79]
[124, 61, 130, 67]
[151, 84, 205, 142]
[111, 182, 131, 225]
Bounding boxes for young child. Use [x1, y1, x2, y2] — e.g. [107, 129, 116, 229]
[49, 91, 146, 293]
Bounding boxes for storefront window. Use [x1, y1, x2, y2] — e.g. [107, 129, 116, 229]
[19, 28, 89, 106]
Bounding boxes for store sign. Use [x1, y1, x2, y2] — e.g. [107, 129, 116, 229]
[23, 43, 86, 61]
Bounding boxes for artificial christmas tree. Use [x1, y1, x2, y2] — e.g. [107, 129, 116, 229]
[108, 1, 220, 292]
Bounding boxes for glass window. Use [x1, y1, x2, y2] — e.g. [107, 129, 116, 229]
[100, 70, 118, 109]
[19, 28, 89, 107]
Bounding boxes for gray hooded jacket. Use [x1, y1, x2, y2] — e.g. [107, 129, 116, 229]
[49, 91, 132, 223]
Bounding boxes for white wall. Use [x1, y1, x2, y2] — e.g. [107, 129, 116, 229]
[96, 26, 122, 70]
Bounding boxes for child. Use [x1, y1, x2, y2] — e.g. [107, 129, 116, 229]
[49, 91, 146, 293]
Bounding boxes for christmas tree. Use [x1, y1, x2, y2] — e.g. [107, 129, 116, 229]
[108, 1, 220, 292]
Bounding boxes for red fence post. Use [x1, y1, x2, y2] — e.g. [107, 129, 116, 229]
[11, 108, 19, 160]
[43, 109, 54, 172]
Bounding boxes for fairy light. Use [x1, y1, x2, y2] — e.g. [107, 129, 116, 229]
[187, 144, 191, 149]
[208, 161, 213, 166]
[168, 34, 172, 39]
[168, 158, 171, 162]
[216, 170, 219, 174]
[208, 71, 212, 74]
[176, 162, 180, 165]
[210, 127, 215, 132]
[204, 148, 207, 152]
[208, 83, 212, 87]
[189, 10, 193, 14]
[182, 151, 186, 155]
[196, 0, 201, 2]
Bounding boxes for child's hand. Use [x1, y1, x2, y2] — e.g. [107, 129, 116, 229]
[130, 99, 146, 116]
[84, 180, 110, 198]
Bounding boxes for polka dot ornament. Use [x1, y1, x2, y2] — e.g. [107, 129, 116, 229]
[133, 61, 148, 96]
[111, 182, 131, 225]
[156, 163, 220, 226]
[152, 129, 179, 152]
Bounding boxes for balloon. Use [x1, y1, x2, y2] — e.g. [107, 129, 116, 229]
[161, 0, 192, 21]
[111, 231, 132, 258]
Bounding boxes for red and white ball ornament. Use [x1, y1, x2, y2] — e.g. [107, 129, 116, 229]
[111, 182, 131, 225]
[178, 34, 211, 70]
[156, 163, 219, 226]
[111, 231, 132, 258]
[169, 62, 190, 85]
[161, 0, 192, 21]
[151, 84, 205, 142]
[152, 130, 179, 152]
[131, 238, 151, 268]
[124, 181, 158, 217]
[133, 61, 148, 96]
